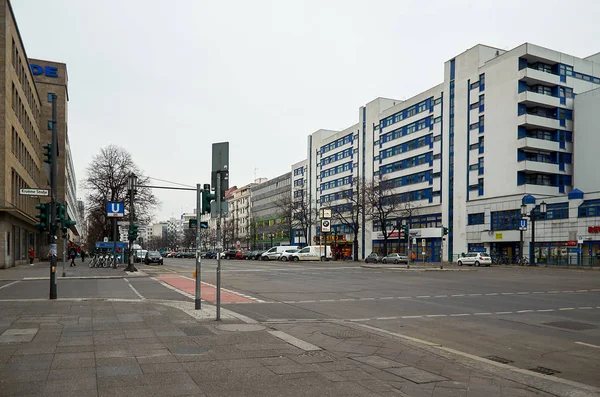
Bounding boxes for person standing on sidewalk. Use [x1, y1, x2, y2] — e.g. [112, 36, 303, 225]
[69, 247, 77, 267]
[28, 247, 35, 266]
[81, 250, 86, 263]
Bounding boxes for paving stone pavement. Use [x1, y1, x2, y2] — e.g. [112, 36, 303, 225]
[0, 300, 595, 397]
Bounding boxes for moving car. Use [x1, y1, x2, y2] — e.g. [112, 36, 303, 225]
[382, 253, 408, 264]
[290, 246, 332, 261]
[145, 251, 164, 265]
[134, 250, 147, 263]
[365, 253, 382, 263]
[278, 249, 299, 261]
[457, 252, 492, 267]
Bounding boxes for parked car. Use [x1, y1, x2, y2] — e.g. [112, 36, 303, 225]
[223, 250, 239, 260]
[145, 251, 164, 265]
[253, 250, 266, 260]
[242, 250, 255, 260]
[365, 253, 382, 263]
[278, 249, 299, 261]
[261, 246, 301, 261]
[290, 246, 332, 262]
[235, 250, 250, 260]
[205, 250, 217, 259]
[382, 253, 408, 264]
[134, 250, 148, 263]
[457, 252, 492, 267]
[166, 252, 177, 258]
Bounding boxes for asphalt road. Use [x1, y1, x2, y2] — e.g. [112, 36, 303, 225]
[164, 257, 600, 388]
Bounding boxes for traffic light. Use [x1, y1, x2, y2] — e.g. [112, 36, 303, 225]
[62, 219, 76, 237]
[128, 224, 139, 242]
[42, 143, 52, 164]
[201, 187, 215, 215]
[443, 227, 449, 236]
[35, 203, 49, 230]
[200, 221, 208, 229]
[57, 203, 66, 224]
[400, 225, 409, 241]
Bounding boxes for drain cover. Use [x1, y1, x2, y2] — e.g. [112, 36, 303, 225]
[529, 366, 561, 375]
[483, 355, 514, 364]
[322, 330, 370, 339]
[544, 321, 597, 331]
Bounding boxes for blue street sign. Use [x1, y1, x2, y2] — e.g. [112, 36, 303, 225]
[107, 202, 125, 217]
[95, 242, 129, 249]
[519, 219, 527, 231]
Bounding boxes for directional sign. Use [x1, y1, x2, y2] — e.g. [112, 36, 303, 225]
[189, 219, 198, 229]
[578, 236, 584, 244]
[321, 219, 331, 233]
[20, 188, 49, 196]
[117, 221, 130, 226]
[519, 219, 528, 231]
[421, 239, 426, 247]
[107, 202, 125, 217]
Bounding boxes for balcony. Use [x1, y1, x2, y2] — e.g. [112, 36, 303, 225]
[517, 138, 560, 152]
[517, 91, 560, 109]
[518, 67, 560, 86]
[517, 161, 560, 174]
[517, 114, 560, 130]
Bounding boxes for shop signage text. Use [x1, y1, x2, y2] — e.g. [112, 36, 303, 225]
[588, 226, 600, 233]
[29, 64, 58, 78]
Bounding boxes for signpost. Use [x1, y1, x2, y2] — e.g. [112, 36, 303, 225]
[519, 219, 528, 231]
[20, 188, 49, 196]
[189, 219, 198, 229]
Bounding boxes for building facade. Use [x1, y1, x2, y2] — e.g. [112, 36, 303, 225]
[250, 173, 292, 250]
[225, 183, 253, 249]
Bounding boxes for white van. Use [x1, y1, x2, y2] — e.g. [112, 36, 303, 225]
[261, 246, 301, 261]
[290, 245, 332, 261]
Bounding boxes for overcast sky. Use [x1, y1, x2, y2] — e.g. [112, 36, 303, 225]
[12, 0, 600, 222]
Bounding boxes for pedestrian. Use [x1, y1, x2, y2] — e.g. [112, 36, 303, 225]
[411, 251, 416, 261]
[69, 247, 77, 267]
[28, 247, 35, 266]
[81, 250, 86, 263]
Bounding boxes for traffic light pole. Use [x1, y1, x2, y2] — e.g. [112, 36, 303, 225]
[216, 172, 222, 321]
[49, 94, 58, 300]
[124, 173, 138, 272]
[112, 218, 118, 268]
[195, 184, 202, 310]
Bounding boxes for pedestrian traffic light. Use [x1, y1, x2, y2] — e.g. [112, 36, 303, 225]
[201, 187, 215, 215]
[35, 203, 49, 230]
[402, 225, 409, 241]
[57, 203, 66, 223]
[128, 224, 139, 241]
[42, 143, 52, 164]
[443, 227, 449, 236]
[200, 221, 208, 229]
[62, 219, 76, 236]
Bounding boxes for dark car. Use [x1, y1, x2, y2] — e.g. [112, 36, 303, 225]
[223, 250, 239, 260]
[365, 253, 382, 263]
[236, 250, 250, 260]
[253, 250, 266, 260]
[145, 251, 164, 265]
[242, 250, 256, 260]
[204, 251, 217, 259]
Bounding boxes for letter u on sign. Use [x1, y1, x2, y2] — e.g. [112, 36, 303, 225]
[107, 202, 124, 217]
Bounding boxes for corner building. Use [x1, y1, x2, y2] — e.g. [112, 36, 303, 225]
[295, 43, 600, 261]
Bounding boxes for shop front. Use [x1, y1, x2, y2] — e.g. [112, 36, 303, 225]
[314, 233, 353, 260]
[371, 229, 443, 262]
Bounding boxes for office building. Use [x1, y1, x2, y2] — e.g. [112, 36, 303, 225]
[250, 173, 292, 249]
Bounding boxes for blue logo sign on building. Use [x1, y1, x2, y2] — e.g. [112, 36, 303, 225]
[107, 202, 125, 218]
[29, 64, 58, 78]
[519, 219, 527, 231]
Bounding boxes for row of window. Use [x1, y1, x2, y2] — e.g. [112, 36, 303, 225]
[383, 188, 433, 206]
[380, 152, 432, 175]
[371, 213, 442, 231]
[469, 94, 485, 112]
[11, 127, 39, 181]
[519, 105, 573, 120]
[11, 83, 40, 151]
[517, 172, 572, 187]
[381, 170, 435, 190]
[293, 167, 305, 176]
[518, 128, 572, 143]
[11, 38, 40, 118]
[329, 203, 353, 214]
[320, 133, 353, 155]
[380, 97, 439, 129]
[517, 150, 572, 164]
[320, 161, 352, 179]
[380, 134, 431, 160]
[293, 179, 304, 187]
[321, 148, 352, 166]
[472, 201, 600, 224]
[293, 189, 304, 198]
[320, 176, 352, 192]
[320, 189, 352, 204]
[380, 116, 432, 144]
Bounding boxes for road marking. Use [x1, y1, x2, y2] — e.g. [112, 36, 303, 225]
[379, 297, 394, 300]
[549, 291, 561, 293]
[0, 281, 19, 290]
[562, 290, 575, 293]
[537, 309, 555, 312]
[297, 300, 316, 303]
[435, 295, 448, 298]
[268, 330, 322, 351]
[495, 311, 513, 315]
[559, 307, 575, 311]
[474, 312, 492, 315]
[376, 316, 398, 320]
[516, 292, 529, 295]
[451, 294, 465, 297]
[576, 290, 589, 292]
[416, 295, 431, 298]
[501, 293, 514, 295]
[575, 342, 600, 349]
[180, 276, 265, 303]
[579, 307, 593, 310]
[349, 318, 370, 322]
[319, 299, 335, 302]
[124, 278, 145, 300]
[449, 313, 470, 317]
[151, 277, 195, 299]
[532, 292, 545, 294]
[517, 310, 534, 313]
[401, 315, 423, 319]
[485, 293, 498, 296]
[339, 298, 355, 301]
[360, 297, 376, 301]
[426, 314, 447, 317]
[468, 293, 482, 296]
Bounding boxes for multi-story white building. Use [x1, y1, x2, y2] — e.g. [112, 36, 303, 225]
[225, 183, 253, 249]
[250, 173, 291, 249]
[291, 42, 600, 262]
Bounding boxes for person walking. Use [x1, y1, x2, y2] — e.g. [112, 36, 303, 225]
[28, 247, 35, 266]
[81, 250, 86, 263]
[69, 247, 77, 267]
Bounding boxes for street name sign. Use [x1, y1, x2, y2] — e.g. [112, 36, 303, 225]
[20, 188, 49, 196]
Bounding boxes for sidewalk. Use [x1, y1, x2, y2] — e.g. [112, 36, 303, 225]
[0, 261, 147, 281]
[1, 299, 597, 396]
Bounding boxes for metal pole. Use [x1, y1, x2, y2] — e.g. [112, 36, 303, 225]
[531, 211, 535, 265]
[195, 184, 202, 310]
[62, 235, 66, 277]
[113, 218, 117, 268]
[519, 229, 523, 264]
[49, 94, 58, 300]
[125, 174, 137, 272]
[216, 172, 222, 321]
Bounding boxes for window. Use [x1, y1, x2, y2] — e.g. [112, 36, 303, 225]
[468, 213, 485, 225]
[433, 97, 442, 105]
[380, 116, 432, 144]
[470, 81, 480, 90]
[47, 121, 53, 131]
[380, 152, 431, 175]
[478, 136, 484, 154]
[478, 157, 484, 175]
[47, 93, 55, 102]
[579, 200, 600, 218]
[534, 203, 568, 220]
[491, 210, 520, 230]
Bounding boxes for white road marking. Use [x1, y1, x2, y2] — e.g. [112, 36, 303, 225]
[537, 309, 555, 312]
[559, 307, 575, 311]
[575, 342, 600, 349]
[532, 292, 545, 294]
[576, 290, 589, 292]
[561, 290, 575, 293]
[549, 291, 561, 293]
[297, 300, 316, 303]
[501, 293, 514, 295]
[485, 293, 498, 296]
[516, 292, 529, 295]
[468, 293, 482, 296]
[349, 318, 370, 322]
[268, 330, 322, 351]
[319, 299, 335, 302]
[449, 313, 470, 317]
[517, 310, 534, 313]
[474, 312, 492, 315]
[579, 307, 593, 310]
[379, 297, 394, 300]
[0, 281, 19, 290]
[495, 311, 513, 315]
[435, 295, 448, 298]
[416, 295, 431, 298]
[124, 278, 145, 300]
[375, 316, 398, 320]
[401, 315, 423, 319]
[452, 294, 465, 297]
[151, 277, 194, 299]
[180, 276, 265, 303]
[426, 314, 447, 317]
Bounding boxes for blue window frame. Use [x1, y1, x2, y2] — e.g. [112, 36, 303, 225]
[383, 188, 432, 206]
[380, 135, 431, 159]
[321, 148, 352, 166]
[381, 171, 431, 189]
[320, 133, 353, 155]
[380, 98, 433, 129]
[533, 203, 568, 220]
[321, 161, 352, 179]
[380, 152, 432, 175]
[491, 210, 520, 231]
[293, 179, 304, 187]
[579, 200, 600, 218]
[468, 213, 485, 225]
[47, 93, 54, 102]
[320, 176, 352, 192]
[380, 116, 432, 144]
[320, 189, 352, 204]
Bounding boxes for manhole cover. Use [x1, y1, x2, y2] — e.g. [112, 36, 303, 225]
[215, 324, 265, 332]
[483, 355, 514, 364]
[322, 330, 369, 339]
[544, 321, 597, 331]
[529, 366, 561, 375]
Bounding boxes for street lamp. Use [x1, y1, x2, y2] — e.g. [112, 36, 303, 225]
[521, 200, 546, 264]
[269, 232, 274, 248]
[125, 173, 138, 272]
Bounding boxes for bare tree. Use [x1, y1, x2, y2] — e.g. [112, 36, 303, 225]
[364, 177, 406, 256]
[84, 145, 159, 248]
[182, 228, 196, 250]
[275, 192, 318, 246]
[331, 179, 363, 261]
[147, 235, 166, 251]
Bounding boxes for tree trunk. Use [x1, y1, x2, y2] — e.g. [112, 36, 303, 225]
[353, 231, 359, 261]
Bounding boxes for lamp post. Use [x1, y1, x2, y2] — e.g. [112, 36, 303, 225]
[522, 201, 546, 264]
[269, 232, 274, 248]
[125, 173, 138, 272]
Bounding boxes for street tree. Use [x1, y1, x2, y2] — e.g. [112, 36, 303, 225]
[275, 192, 318, 246]
[182, 228, 196, 250]
[331, 179, 363, 261]
[84, 145, 158, 249]
[364, 177, 405, 256]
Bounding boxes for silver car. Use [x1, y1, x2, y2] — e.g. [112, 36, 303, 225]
[457, 252, 492, 267]
[382, 253, 408, 264]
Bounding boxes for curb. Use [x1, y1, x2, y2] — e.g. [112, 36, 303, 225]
[360, 264, 476, 271]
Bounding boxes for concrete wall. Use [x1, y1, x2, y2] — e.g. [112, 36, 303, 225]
[574, 88, 600, 193]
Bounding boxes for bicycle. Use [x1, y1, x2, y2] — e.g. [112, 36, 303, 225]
[89, 254, 99, 268]
[516, 256, 529, 266]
